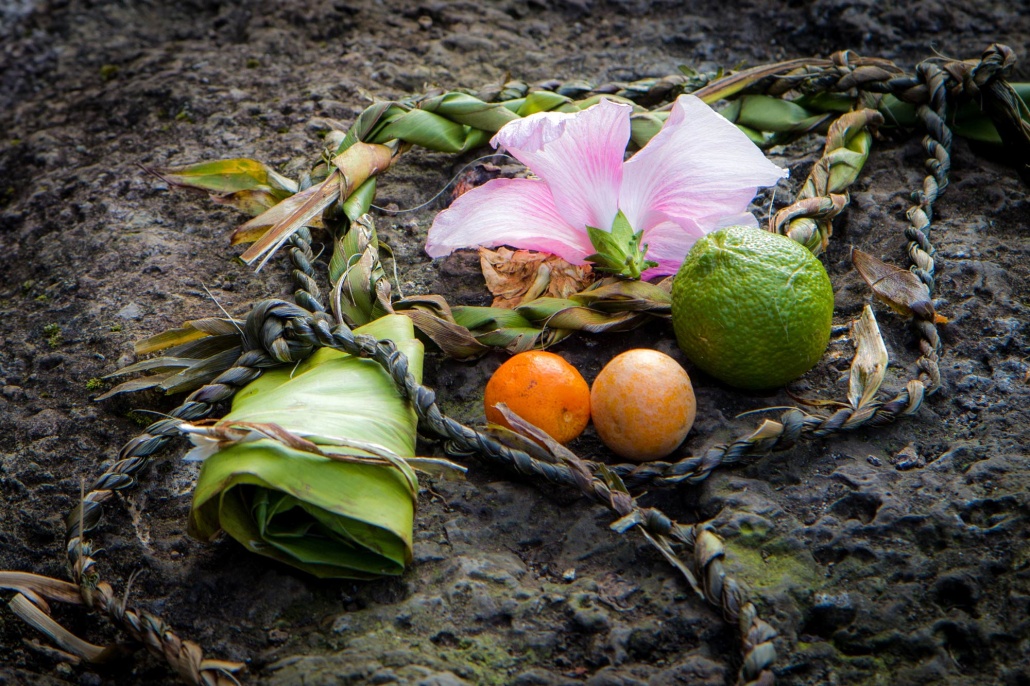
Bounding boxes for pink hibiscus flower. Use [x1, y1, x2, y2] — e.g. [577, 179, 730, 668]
[425, 94, 788, 279]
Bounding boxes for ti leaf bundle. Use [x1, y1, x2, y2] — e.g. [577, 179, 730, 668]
[188, 315, 423, 579]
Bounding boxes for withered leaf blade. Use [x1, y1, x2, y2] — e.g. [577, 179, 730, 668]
[493, 403, 593, 494]
[397, 308, 490, 359]
[130, 319, 239, 357]
[8, 594, 127, 664]
[231, 182, 328, 246]
[159, 347, 244, 394]
[848, 305, 889, 410]
[570, 278, 672, 314]
[0, 571, 84, 605]
[745, 419, 786, 444]
[185, 317, 243, 336]
[543, 307, 642, 333]
[852, 248, 936, 320]
[211, 187, 285, 216]
[493, 403, 570, 457]
[692, 57, 831, 104]
[105, 356, 194, 378]
[482, 425, 561, 464]
[394, 294, 457, 321]
[238, 170, 343, 268]
[133, 323, 209, 356]
[147, 158, 298, 196]
[96, 373, 175, 400]
[236, 143, 395, 269]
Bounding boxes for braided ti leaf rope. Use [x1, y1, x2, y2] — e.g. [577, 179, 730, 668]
[54, 44, 1023, 683]
[1, 45, 1024, 685]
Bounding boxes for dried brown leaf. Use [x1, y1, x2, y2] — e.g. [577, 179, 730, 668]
[852, 248, 936, 320]
[8, 594, 124, 664]
[235, 143, 394, 268]
[230, 183, 327, 246]
[848, 305, 889, 410]
[237, 170, 343, 266]
[745, 419, 785, 444]
[479, 247, 594, 308]
[0, 571, 84, 605]
[398, 308, 489, 359]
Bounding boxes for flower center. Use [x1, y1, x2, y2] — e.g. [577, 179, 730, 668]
[584, 210, 658, 279]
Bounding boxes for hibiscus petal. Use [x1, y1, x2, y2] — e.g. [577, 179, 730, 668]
[639, 212, 760, 279]
[491, 99, 630, 233]
[425, 178, 595, 263]
[638, 218, 708, 279]
[620, 94, 787, 234]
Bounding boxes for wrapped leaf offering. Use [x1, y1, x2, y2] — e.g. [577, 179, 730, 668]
[187, 315, 423, 579]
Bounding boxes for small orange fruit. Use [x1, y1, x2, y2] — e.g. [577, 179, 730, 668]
[591, 349, 696, 462]
[484, 350, 591, 444]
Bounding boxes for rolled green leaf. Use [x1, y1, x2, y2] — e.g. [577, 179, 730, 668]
[516, 91, 572, 116]
[418, 92, 520, 131]
[721, 95, 830, 134]
[188, 314, 424, 579]
[342, 176, 377, 221]
[375, 109, 473, 153]
[629, 112, 667, 148]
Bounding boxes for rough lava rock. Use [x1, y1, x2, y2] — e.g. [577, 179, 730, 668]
[1, 1, 1029, 685]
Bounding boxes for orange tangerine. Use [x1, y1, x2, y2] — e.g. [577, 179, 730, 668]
[484, 350, 591, 444]
[590, 349, 696, 462]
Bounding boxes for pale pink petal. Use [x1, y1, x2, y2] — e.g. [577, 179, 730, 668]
[701, 211, 761, 231]
[425, 178, 595, 263]
[633, 205, 763, 281]
[638, 218, 708, 278]
[491, 99, 631, 233]
[620, 94, 787, 234]
[639, 212, 761, 279]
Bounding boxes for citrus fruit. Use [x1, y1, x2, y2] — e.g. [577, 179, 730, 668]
[671, 225, 834, 390]
[484, 350, 591, 444]
[590, 349, 696, 462]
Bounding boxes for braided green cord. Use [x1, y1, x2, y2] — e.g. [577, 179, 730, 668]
[36, 45, 1024, 686]
[56, 230, 327, 685]
[265, 305, 776, 685]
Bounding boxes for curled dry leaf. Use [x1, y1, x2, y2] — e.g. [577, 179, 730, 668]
[480, 246, 595, 308]
[848, 305, 889, 410]
[852, 248, 942, 321]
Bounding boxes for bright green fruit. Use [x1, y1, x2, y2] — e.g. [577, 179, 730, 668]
[671, 225, 834, 390]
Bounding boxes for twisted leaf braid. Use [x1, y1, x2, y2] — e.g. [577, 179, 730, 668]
[470, 71, 719, 106]
[771, 108, 884, 253]
[276, 309, 774, 686]
[63, 570, 242, 686]
[877, 46, 1019, 399]
[608, 377, 925, 490]
[40, 44, 1018, 685]
[288, 227, 329, 315]
[59, 350, 268, 685]
[813, 51, 916, 98]
[901, 61, 950, 395]
[57, 234, 325, 684]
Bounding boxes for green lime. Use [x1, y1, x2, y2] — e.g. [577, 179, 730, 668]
[671, 225, 834, 390]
